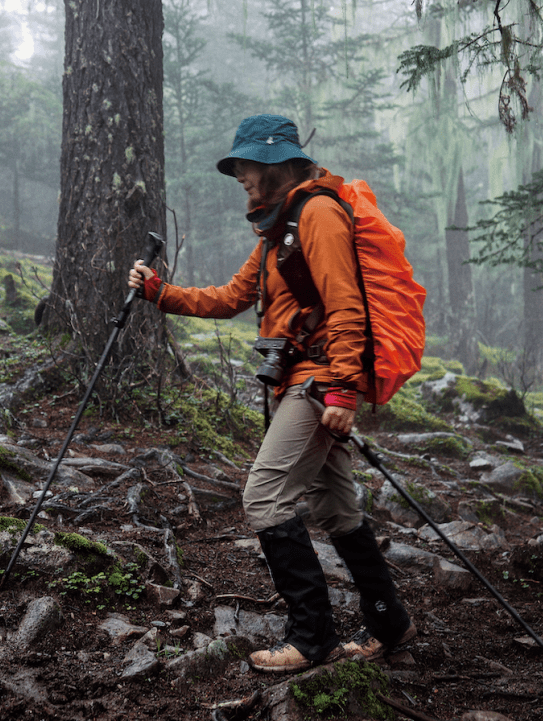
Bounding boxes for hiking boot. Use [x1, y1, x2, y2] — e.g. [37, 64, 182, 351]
[249, 641, 346, 674]
[343, 621, 417, 662]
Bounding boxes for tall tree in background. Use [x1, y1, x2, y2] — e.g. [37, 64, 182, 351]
[163, 0, 256, 287]
[42, 0, 167, 369]
[0, 63, 60, 250]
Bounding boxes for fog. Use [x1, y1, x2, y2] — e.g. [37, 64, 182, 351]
[0, 0, 542, 385]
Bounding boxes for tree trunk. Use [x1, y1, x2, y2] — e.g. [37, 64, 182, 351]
[445, 167, 477, 372]
[42, 0, 167, 368]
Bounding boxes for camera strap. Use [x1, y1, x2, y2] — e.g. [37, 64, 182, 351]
[255, 235, 274, 329]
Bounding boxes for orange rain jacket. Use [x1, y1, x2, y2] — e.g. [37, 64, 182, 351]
[142, 169, 368, 396]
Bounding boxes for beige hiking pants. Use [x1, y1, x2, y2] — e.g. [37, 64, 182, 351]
[243, 384, 363, 535]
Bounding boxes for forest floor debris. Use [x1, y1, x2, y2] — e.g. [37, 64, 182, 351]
[0, 353, 543, 719]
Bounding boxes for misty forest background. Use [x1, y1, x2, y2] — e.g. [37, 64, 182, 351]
[1, 0, 543, 404]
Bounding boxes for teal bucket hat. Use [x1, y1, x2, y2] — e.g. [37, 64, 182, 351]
[217, 114, 316, 177]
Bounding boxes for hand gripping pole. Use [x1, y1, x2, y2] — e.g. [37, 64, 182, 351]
[0, 232, 165, 589]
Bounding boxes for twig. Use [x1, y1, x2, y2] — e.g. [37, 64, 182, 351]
[179, 464, 240, 491]
[184, 571, 214, 589]
[182, 481, 202, 523]
[215, 592, 281, 605]
[376, 693, 441, 721]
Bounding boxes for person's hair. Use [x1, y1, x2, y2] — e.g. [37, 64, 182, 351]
[251, 159, 320, 210]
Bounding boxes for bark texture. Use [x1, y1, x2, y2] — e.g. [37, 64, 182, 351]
[42, 0, 167, 365]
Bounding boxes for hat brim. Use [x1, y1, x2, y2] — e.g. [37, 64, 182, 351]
[217, 141, 316, 177]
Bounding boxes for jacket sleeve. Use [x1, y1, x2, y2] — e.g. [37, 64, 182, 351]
[144, 243, 262, 319]
[298, 195, 366, 388]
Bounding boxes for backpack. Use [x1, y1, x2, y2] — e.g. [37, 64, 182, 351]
[276, 179, 427, 405]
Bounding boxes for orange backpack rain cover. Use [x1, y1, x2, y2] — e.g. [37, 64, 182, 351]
[338, 180, 427, 405]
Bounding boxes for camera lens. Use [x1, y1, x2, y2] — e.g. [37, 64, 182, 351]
[256, 350, 285, 386]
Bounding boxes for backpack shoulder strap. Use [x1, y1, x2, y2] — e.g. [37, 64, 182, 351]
[277, 189, 354, 309]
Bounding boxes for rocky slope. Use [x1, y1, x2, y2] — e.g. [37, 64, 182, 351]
[0, 351, 543, 720]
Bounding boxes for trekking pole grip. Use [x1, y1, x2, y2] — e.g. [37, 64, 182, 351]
[116, 231, 165, 329]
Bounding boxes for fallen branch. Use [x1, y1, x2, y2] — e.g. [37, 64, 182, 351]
[376, 693, 441, 721]
[182, 481, 202, 523]
[215, 592, 280, 605]
[184, 571, 214, 589]
[178, 464, 240, 491]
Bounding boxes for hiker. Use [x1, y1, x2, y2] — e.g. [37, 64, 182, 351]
[128, 114, 416, 673]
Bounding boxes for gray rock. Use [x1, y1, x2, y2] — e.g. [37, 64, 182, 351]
[0, 442, 95, 490]
[469, 453, 501, 472]
[193, 632, 213, 649]
[495, 436, 524, 454]
[433, 557, 473, 591]
[419, 520, 510, 552]
[396, 431, 461, 445]
[170, 625, 189, 639]
[420, 372, 457, 400]
[457, 501, 480, 523]
[479, 461, 523, 495]
[1, 472, 36, 504]
[138, 627, 166, 651]
[145, 582, 181, 608]
[0, 668, 51, 705]
[121, 641, 160, 679]
[375, 479, 452, 528]
[167, 636, 253, 687]
[15, 596, 63, 649]
[214, 605, 285, 644]
[383, 541, 439, 569]
[90, 443, 127, 455]
[98, 613, 148, 644]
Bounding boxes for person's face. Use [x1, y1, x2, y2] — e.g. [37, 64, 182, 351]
[233, 159, 266, 205]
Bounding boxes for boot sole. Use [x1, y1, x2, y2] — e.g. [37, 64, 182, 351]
[248, 644, 346, 674]
[248, 660, 312, 674]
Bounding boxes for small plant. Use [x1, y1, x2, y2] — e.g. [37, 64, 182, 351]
[47, 561, 145, 607]
[290, 660, 394, 719]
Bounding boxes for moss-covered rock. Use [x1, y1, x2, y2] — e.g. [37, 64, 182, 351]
[0, 445, 35, 482]
[290, 660, 394, 720]
[54, 532, 109, 557]
[0, 516, 45, 534]
[359, 390, 453, 433]
[165, 385, 264, 458]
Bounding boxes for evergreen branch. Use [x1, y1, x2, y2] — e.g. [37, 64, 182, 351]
[466, 170, 543, 271]
[396, 27, 504, 93]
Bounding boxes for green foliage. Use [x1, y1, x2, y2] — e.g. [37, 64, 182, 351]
[415, 436, 469, 459]
[290, 660, 393, 719]
[0, 516, 45, 535]
[396, 2, 543, 132]
[47, 562, 145, 606]
[455, 376, 508, 408]
[468, 170, 543, 273]
[163, 383, 264, 458]
[516, 466, 543, 500]
[0, 253, 52, 335]
[392, 480, 432, 510]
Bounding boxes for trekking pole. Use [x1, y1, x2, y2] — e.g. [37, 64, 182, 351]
[300, 377, 543, 651]
[0, 232, 165, 590]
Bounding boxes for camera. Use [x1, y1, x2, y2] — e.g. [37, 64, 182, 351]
[253, 337, 293, 386]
